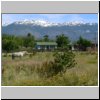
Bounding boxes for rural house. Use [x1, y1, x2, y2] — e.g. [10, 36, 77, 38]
[35, 42, 57, 51]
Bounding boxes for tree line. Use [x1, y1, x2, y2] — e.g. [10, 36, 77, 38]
[2, 33, 92, 52]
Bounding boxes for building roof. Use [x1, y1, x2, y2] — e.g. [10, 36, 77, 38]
[36, 42, 57, 46]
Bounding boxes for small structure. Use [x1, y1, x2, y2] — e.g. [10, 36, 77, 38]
[91, 41, 98, 51]
[35, 42, 57, 51]
[68, 42, 76, 51]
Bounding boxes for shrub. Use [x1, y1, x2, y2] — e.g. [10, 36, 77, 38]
[38, 51, 76, 78]
[53, 51, 76, 73]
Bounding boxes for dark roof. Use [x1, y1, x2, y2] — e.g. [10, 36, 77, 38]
[36, 42, 57, 45]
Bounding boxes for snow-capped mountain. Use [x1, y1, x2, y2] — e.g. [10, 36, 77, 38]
[11, 20, 59, 27]
[3, 19, 96, 27]
[2, 19, 98, 42]
[2, 23, 10, 27]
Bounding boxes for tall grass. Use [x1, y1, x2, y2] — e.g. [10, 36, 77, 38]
[2, 51, 98, 86]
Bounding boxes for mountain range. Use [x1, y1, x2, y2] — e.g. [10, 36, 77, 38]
[2, 20, 98, 42]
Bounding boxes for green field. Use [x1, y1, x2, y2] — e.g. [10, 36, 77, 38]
[2, 51, 98, 86]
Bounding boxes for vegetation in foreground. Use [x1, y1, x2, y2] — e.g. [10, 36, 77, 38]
[2, 33, 98, 86]
[2, 51, 98, 86]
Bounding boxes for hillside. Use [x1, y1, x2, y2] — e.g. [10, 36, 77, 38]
[2, 20, 98, 42]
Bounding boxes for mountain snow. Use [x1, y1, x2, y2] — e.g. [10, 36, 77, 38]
[3, 19, 96, 27]
[13, 20, 58, 27]
[2, 19, 98, 42]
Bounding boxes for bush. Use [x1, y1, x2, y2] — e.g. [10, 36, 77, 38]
[53, 51, 76, 73]
[38, 51, 76, 78]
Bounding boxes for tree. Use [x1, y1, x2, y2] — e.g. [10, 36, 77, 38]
[43, 35, 49, 42]
[2, 39, 19, 52]
[77, 36, 91, 51]
[56, 34, 70, 48]
[27, 33, 32, 37]
[2, 34, 19, 52]
[53, 51, 76, 73]
[23, 33, 35, 48]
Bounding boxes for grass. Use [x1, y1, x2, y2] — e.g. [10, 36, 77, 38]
[1, 51, 98, 86]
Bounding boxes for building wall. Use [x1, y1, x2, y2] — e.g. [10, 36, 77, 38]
[36, 45, 57, 50]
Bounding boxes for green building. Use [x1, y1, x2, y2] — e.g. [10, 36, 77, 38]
[35, 42, 57, 50]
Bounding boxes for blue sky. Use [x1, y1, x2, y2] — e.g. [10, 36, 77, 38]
[2, 14, 98, 25]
